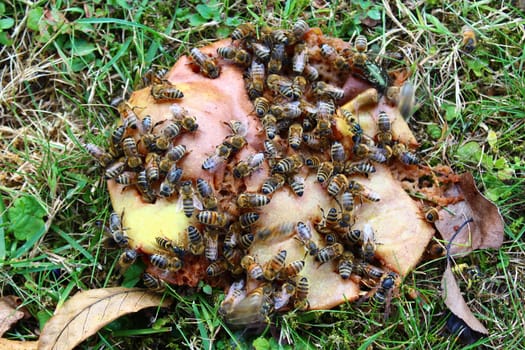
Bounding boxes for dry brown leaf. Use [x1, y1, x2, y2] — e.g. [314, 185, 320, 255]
[38, 287, 172, 350]
[441, 260, 489, 335]
[0, 339, 38, 350]
[435, 172, 504, 255]
[0, 296, 25, 337]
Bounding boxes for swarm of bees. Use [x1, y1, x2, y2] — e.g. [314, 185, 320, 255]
[88, 20, 435, 326]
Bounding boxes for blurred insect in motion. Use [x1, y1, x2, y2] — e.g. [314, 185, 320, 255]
[219, 280, 246, 316]
[274, 283, 296, 310]
[362, 224, 377, 262]
[398, 81, 415, 120]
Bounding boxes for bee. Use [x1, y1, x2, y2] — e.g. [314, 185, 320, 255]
[327, 174, 349, 197]
[291, 75, 307, 100]
[143, 273, 163, 290]
[253, 97, 270, 118]
[140, 115, 153, 135]
[261, 173, 286, 195]
[179, 115, 198, 132]
[461, 25, 477, 53]
[224, 134, 247, 152]
[263, 139, 279, 159]
[206, 259, 229, 277]
[424, 207, 439, 223]
[274, 283, 296, 310]
[187, 225, 205, 255]
[136, 169, 156, 203]
[356, 262, 384, 279]
[353, 144, 389, 164]
[231, 23, 256, 41]
[287, 123, 303, 149]
[261, 113, 277, 140]
[272, 154, 303, 174]
[294, 276, 310, 311]
[239, 212, 259, 228]
[376, 111, 392, 145]
[292, 43, 308, 75]
[177, 180, 203, 217]
[118, 102, 139, 130]
[204, 230, 219, 261]
[344, 160, 376, 176]
[452, 263, 482, 289]
[237, 233, 254, 250]
[266, 74, 294, 99]
[398, 81, 415, 120]
[348, 180, 381, 202]
[217, 46, 236, 59]
[162, 121, 182, 140]
[302, 64, 319, 82]
[251, 42, 271, 62]
[320, 43, 337, 59]
[293, 19, 310, 39]
[232, 48, 252, 66]
[118, 249, 138, 273]
[237, 193, 270, 208]
[295, 221, 318, 256]
[159, 164, 183, 197]
[219, 280, 246, 316]
[222, 285, 273, 326]
[345, 229, 362, 243]
[318, 207, 339, 232]
[224, 225, 239, 249]
[316, 161, 334, 183]
[85, 143, 114, 168]
[107, 211, 129, 247]
[263, 249, 287, 281]
[141, 68, 168, 86]
[392, 143, 419, 165]
[279, 260, 305, 280]
[249, 60, 265, 99]
[144, 153, 160, 182]
[151, 83, 184, 101]
[362, 224, 377, 262]
[316, 243, 344, 264]
[304, 156, 321, 169]
[196, 178, 218, 211]
[115, 171, 137, 185]
[340, 191, 355, 212]
[330, 141, 346, 163]
[197, 211, 231, 228]
[271, 29, 290, 45]
[108, 126, 125, 158]
[268, 43, 285, 74]
[288, 175, 305, 197]
[355, 34, 368, 52]
[189, 47, 220, 79]
[165, 144, 187, 162]
[270, 101, 302, 120]
[202, 153, 223, 171]
[338, 252, 355, 279]
[150, 253, 183, 272]
[241, 255, 264, 281]
[313, 81, 344, 100]
[155, 236, 185, 257]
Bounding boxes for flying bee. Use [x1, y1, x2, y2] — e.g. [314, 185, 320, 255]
[189, 47, 220, 79]
[273, 283, 296, 310]
[316, 161, 334, 183]
[262, 113, 277, 140]
[362, 224, 377, 262]
[272, 154, 303, 174]
[186, 225, 205, 255]
[231, 22, 256, 41]
[288, 123, 303, 149]
[263, 249, 287, 280]
[302, 64, 319, 82]
[159, 164, 183, 197]
[253, 97, 270, 118]
[237, 193, 270, 208]
[241, 255, 264, 281]
[316, 243, 344, 264]
[292, 43, 308, 75]
[162, 121, 182, 140]
[268, 43, 285, 74]
[294, 276, 310, 311]
[424, 207, 439, 223]
[222, 285, 273, 326]
[142, 273, 164, 290]
[197, 211, 231, 228]
[219, 280, 246, 316]
[461, 25, 477, 53]
[151, 83, 184, 101]
[261, 173, 285, 195]
[249, 60, 265, 98]
[327, 174, 349, 197]
[118, 249, 138, 273]
[251, 42, 271, 62]
[150, 253, 183, 272]
[348, 180, 381, 202]
[392, 143, 419, 165]
[288, 175, 305, 197]
[398, 81, 415, 120]
[266, 74, 294, 99]
[85, 143, 114, 168]
[313, 81, 344, 100]
[206, 259, 228, 277]
[239, 212, 259, 228]
[279, 260, 305, 280]
[338, 252, 355, 279]
[295, 221, 318, 256]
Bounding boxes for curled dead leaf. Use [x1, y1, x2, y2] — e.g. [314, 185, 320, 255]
[38, 287, 171, 350]
[0, 295, 26, 337]
[0, 339, 38, 350]
[435, 172, 504, 255]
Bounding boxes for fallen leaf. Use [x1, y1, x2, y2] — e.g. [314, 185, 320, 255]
[435, 172, 504, 255]
[441, 260, 488, 336]
[38, 287, 172, 350]
[0, 339, 38, 350]
[0, 296, 25, 337]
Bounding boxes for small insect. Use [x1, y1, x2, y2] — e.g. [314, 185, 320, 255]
[274, 283, 296, 310]
[344, 160, 376, 176]
[251, 42, 271, 62]
[330, 141, 346, 163]
[266, 74, 294, 99]
[292, 19, 310, 39]
[295, 221, 318, 256]
[292, 43, 308, 75]
[195, 178, 218, 211]
[313, 81, 344, 100]
[206, 259, 229, 277]
[340, 191, 355, 212]
[356, 262, 385, 279]
[262, 113, 277, 139]
[318, 207, 339, 232]
[162, 121, 182, 140]
[287, 123, 303, 149]
[224, 134, 247, 152]
[197, 211, 231, 228]
[204, 230, 219, 261]
[165, 145, 187, 163]
[327, 174, 349, 197]
[121, 137, 142, 168]
[263, 139, 279, 159]
[361, 224, 377, 262]
[136, 169, 156, 203]
[178, 115, 198, 132]
[159, 165, 183, 197]
[348, 180, 381, 202]
[398, 81, 415, 120]
[313, 118, 333, 139]
[316, 243, 344, 264]
[253, 97, 270, 118]
[424, 207, 439, 223]
[249, 60, 265, 99]
[291, 75, 307, 100]
[263, 249, 287, 280]
[219, 280, 246, 316]
[392, 143, 419, 165]
[452, 263, 482, 289]
[118, 102, 139, 130]
[376, 111, 392, 145]
[272, 154, 303, 174]
[345, 229, 362, 244]
[302, 64, 319, 82]
[241, 255, 264, 281]
[118, 249, 138, 273]
[115, 171, 137, 185]
[144, 153, 160, 182]
[231, 23, 256, 41]
[239, 212, 259, 228]
[238, 233, 255, 250]
[187, 225, 205, 255]
[358, 61, 390, 93]
[190, 47, 220, 79]
[270, 101, 302, 120]
[141, 68, 168, 86]
[338, 252, 355, 279]
[271, 29, 290, 45]
[150, 253, 183, 272]
[461, 25, 477, 53]
[288, 175, 305, 197]
[279, 260, 305, 280]
[222, 285, 273, 326]
[353, 143, 389, 164]
[268, 43, 285, 74]
[355, 34, 368, 52]
[294, 276, 310, 311]
[85, 143, 114, 168]
[317, 161, 334, 183]
[143, 273, 163, 290]
[108, 212, 129, 247]
[237, 193, 270, 208]
[217, 46, 236, 59]
[151, 83, 184, 101]
[261, 173, 286, 195]
[304, 156, 321, 169]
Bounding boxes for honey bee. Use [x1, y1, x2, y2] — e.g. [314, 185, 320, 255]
[353, 143, 389, 164]
[204, 230, 219, 261]
[85, 143, 114, 168]
[372, 271, 399, 307]
[241, 255, 264, 281]
[304, 155, 321, 169]
[461, 25, 477, 53]
[195, 178, 218, 211]
[273, 283, 296, 310]
[361, 224, 377, 262]
[159, 164, 183, 197]
[251, 42, 271, 62]
[177, 180, 201, 217]
[288, 175, 305, 197]
[253, 97, 270, 118]
[424, 207, 439, 223]
[292, 43, 308, 75]
[313, 81, 344, 100]
[266, 74, 294, 99]
[291, 75, 307, 100]
[340, 190, 355, 212]
[376, 111, 392, 145]
[206, 259, 229, 277]
[118, 249, 138, 273]
[313, 117, 333, 139]
[222, 285, 273, 326]
[295, 221, 318, 256]
[261, 173, 286, 195]
[279, 260, 305, 280]
[302, 64, 319, 82]
[316, 243, 344, 264]
[288, 123, 303, 149]
[330, 141, 346, 163]
[202, 153, 223, 171]
[263, 139, 279, 159]
[224, 134, 247, 152]
[344, 160, 376, 176]
[237, 233, 254, 251]
[355, 34, 368, 52]
[189, 47, 220, 79]
[327, 174, 349, 197]
[345, 229, 362, 243]
[263, 249, 287, 280]
[392, 143, 419, 165]
[115, 171, 137, 185]
[179, 115, 198, 132]
[155, 236, 185, 257]
[237, 193, 270, 208]
[118, 102, 139, 130]
[142, 273, 164, 290]
[217, 46, 236, 60]
[141, 67, 168, 87]
[268, 43, 285, 74]
[348, 180, 381, 202]
[338, 252, 355, 279]
[162, 121, 181, 140]
[145, 153, 160, 182]
[165, 144, 187, 162]
[316, 161, 334, 183]
[150, 253, 183, 272]
[219, 280, 246, 316]
[151, 83, 184, 101]
[356, 262, 384, 279]
[136, 169, 156, 203]
[249, 60, 265, 99]
[398, 81, 415, 120]
[187, 225, 205, 255]
[239, 212, 259, 228]
[318, 207, 339, 232]
[292, 19, 310, 39]
[262, 113, 277, 139]
[271, 29, 290, 45]
[231, 23, 256, 41]
[320, 43, 337, 59]
[272, 154, 303, 174]
[107, 211, 129, 247]
[270, 101, 302, 120]
[294, 276, 310, 311]
[197, 211, 231, 228]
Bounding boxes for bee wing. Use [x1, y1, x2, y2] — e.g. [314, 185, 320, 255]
[362, 223, 375, 242]
[223, 293, 266, 326]
[193, 194, 204, 211]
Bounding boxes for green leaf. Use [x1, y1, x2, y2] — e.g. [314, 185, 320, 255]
[466, 58, 489, 78]
[426, 124, 441, 140]
[27, 7, 44, 31]
[202, 284, 212, 295]
[367, 8, 381, 20]
[188, 13, 207, 26]
[0, 3, 5, 16]
[487, 129, 497, 149]
[0, 17, 14, 30]
[215, 26, 230, 39]
[196, 4, 214, 19]
[68, 38, 97, 56]
[497, 167, 515, 181]
[0, 31, 12, 46]
[225, 17, 242, 27]
[7, 195, 46, 241]
[424, 13, 450, 34]
[456, 141, 482, 163]
[37, 310, 53, 330]
[122, 263, 145, 287]
[442, 103, 458, 121]
[252, 337, 271, 350]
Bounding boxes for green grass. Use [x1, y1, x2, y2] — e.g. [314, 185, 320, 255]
[1, 0, 524, 349]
